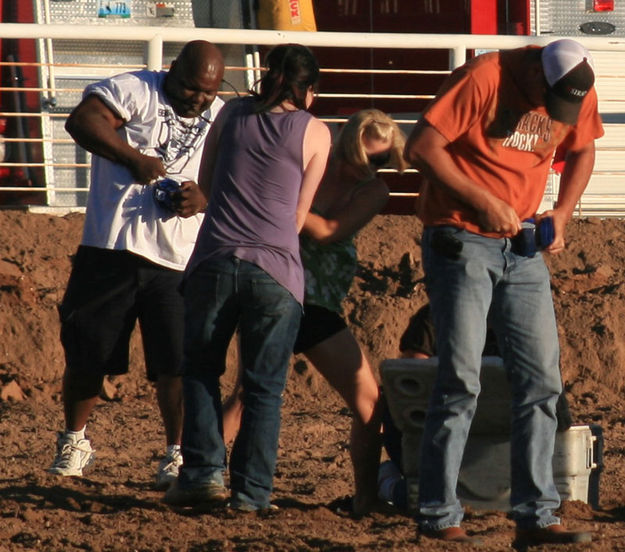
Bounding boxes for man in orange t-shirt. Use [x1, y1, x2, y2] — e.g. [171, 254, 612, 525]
[404, 39, 603, 547]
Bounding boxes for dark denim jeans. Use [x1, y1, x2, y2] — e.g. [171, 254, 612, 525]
[417, 227, 562, 531]
[178, 257, 301, 509]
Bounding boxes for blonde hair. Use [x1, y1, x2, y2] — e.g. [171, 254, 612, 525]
[333, 109, 408, 180]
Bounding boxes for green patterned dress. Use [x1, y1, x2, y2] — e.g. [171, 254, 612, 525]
[299, 217, 357, 313]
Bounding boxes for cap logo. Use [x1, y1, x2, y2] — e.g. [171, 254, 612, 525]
[568, 87, 588, 98]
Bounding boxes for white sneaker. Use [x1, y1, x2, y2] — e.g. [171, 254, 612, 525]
[48, 432, 95, 476]
[155, 447, 183, 490]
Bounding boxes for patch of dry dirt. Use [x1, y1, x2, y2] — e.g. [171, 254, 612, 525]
[1, 210, 625, 551]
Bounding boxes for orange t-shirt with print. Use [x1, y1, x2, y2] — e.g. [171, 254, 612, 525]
[417, 46, 604, 237]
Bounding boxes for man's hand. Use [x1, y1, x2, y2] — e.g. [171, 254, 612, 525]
[476, 194, 522, 236]
[172, 181, 208, 218]
[536, 209, 567, 255]
[132, 154, 166, 185]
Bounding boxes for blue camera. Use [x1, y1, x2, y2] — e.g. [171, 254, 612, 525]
[511, 217, 555, 257]
[153, 178, 182, 212]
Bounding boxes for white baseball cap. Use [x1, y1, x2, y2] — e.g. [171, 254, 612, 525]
[541, 39, 595, 125]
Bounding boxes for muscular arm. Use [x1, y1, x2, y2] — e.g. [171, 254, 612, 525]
[297, 118, 331, 232]
[541, 140, 596, 254]
[404, 121, 521, 236]
[302, 179, 389, 244]
[65, 94, 165, 185]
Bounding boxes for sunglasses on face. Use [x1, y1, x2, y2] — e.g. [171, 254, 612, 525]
[367, 151, 391, 168]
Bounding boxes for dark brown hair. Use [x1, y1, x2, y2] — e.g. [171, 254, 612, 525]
[252, 44, 320, 112]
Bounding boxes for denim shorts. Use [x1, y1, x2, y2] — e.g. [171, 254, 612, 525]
[59, 246, 184, 381]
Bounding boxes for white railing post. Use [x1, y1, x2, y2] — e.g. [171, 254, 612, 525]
[146, 35, 164, 70]
[449, 45, 466, 70]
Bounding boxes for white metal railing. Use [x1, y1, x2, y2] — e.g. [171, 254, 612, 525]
[1, 23, 625, 215]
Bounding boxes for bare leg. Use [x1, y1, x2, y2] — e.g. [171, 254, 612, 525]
[62, 370, 103, 431]
[222, 337, 245, 445]
[156, 374, 183, 446]
[304, 328, 382, 515]
[222, 388, 244, 445]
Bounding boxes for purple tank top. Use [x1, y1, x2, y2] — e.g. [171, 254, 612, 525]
[188, 96, 313, 304]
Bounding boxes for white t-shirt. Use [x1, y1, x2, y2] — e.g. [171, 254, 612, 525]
[80, 70, 224, 270]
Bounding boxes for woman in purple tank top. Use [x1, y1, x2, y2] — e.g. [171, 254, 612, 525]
[164, 44, 331, 512]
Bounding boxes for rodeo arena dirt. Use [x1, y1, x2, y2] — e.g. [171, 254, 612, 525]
[1, 210, 625, 551]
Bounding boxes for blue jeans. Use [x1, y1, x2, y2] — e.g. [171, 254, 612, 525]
[178, 257, 302, 509]
[417, 227, 562, 530]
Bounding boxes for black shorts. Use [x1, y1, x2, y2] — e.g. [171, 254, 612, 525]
[59, 246, 184, 382]
[293, 304, 347, 354]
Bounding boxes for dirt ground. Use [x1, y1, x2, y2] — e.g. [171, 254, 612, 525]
[1, 209, 625, 551]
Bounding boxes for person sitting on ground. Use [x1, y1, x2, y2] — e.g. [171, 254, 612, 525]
[221, 108, 408, 516]
[48, 40, 225, 490]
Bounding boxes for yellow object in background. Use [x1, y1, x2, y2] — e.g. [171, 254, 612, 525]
[257, 0, 317, 31]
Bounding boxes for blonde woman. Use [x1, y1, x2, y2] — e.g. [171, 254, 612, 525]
[223, 109, 407, 515]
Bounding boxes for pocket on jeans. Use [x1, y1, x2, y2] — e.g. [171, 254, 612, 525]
[430, 228, 464, 260]
[251, 278, 295, 314]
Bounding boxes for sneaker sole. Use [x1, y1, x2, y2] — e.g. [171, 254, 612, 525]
[47, 465, 93, 476]
[47, 453, 95, 477]
[47, 467, 84, 476]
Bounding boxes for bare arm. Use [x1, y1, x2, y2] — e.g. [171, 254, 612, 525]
[404, 121, 521, 236]
[65, 94, 165, 185]
[302, 179, 389, 244]
[297, 117, 331, 232]
[539, 140, 596, 254]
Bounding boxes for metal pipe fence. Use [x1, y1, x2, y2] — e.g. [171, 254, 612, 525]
[1, 23, 625, 215]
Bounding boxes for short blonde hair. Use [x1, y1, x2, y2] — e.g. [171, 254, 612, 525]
[333, 109, 408, 180]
